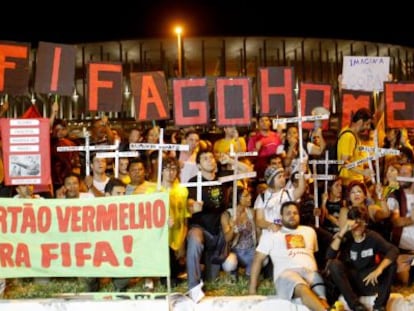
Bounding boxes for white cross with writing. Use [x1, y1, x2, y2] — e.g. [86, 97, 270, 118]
[225, 145, 257, 219]
[308, 150, 344, 193]
[181, 171, 222, 202]
[95, 140, 139, 179]
[129, 128, 189, 190]
[272, 101, 330, 161]
[57, 127, 118, 176]
[358, 129, 400, 186]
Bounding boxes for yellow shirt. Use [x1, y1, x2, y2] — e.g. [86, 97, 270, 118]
[337, 128, 367, 185]
[132, 181, 157, 194]
[213, 137, 247, 156]
[167, 182, 191, 251]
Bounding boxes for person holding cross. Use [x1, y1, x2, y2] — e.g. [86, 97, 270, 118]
[84, 152, 110, 197]
[219, 186, 258, 281]
[247, 115, 283, 183]
[186, 149, 252, 301]
[159, 157, 190, 287]
[213, 126, 247, 159]
[337, 108, 374, 187]
[142, 126, 161, 182]
[249, 164, 307, 294]
[50, 119, 79, 194]
[179, 130, 201, 183]
[90, 116, 115, 145]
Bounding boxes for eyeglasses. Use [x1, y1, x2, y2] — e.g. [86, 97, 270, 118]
[164, 167, 178, 171]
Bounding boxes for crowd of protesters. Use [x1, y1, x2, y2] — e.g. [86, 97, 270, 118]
[1, 98, 414, 311]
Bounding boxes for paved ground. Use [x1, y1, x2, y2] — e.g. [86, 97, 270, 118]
[0, 292, 413, 311]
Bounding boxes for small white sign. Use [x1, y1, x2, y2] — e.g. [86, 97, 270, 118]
[342, 56, 390, 91]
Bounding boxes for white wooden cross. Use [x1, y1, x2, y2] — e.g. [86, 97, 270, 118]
[180, 147, 257, 215]
[344, 155, 377, 191]
[308, 151, 343, 228]
[219, 170, 257, 220]
[298, 155, 338, 228]
[57, 127, 118, 176]
[180, 171, 222, 202]
[223, 145, 257, 219]
[129, 128, 189, 190]
[396, 176, 414, 183]
[272, 100, 330, 162]
[95, 139, 139, 178]
[344, 155, 376, 170]
[358, 129, 400, 187]
[311, 161, 320, 227]
[308, 150, 344, 193]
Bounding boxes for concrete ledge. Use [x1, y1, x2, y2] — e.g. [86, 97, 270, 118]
[171, 294, 309, 311]
[0, 293, 413, 311]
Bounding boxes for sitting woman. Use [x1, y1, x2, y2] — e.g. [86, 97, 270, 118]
[326, 206, 399, 311]
[219, 187, 258, 279]
[338, 180, 390, 239]
[320, 177, 345, 235]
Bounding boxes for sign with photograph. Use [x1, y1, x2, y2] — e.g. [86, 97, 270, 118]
[0, 118, 51, 186]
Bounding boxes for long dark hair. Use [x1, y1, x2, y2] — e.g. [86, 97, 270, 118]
[383, 129, 402, 149]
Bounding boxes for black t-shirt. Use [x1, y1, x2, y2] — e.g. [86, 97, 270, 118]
[323, 200, 342, 234]
[327, 229, 399, 275]
[188, 169, 231, 235]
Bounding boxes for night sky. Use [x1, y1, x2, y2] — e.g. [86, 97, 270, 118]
[1, 1, 413, 48]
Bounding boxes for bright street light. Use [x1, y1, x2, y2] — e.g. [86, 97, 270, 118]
[175, 26, 183, 77]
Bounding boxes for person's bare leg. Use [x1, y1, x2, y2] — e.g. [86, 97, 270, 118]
[294, 283, 329, 311]
[248, 252, 266, 294]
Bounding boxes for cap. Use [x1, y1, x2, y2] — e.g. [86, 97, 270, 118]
[264, 167, 284, 185]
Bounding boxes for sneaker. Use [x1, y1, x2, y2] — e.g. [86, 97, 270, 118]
[187, 281, 205, 303]
[143, 278, 154, 291]
[327, 300, 345, 311]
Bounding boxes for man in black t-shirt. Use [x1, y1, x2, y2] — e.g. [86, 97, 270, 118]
[186, 149, 252, 301]
[326, 206, 398, 311]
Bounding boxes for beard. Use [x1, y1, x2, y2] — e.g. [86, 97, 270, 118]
[282, 220, 299, 229]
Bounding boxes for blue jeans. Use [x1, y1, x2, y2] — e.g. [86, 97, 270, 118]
[233, 247, 255, 276]
[186, 226, 221, 289]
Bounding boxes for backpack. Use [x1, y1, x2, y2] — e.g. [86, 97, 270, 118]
[325, 129, 357, 175]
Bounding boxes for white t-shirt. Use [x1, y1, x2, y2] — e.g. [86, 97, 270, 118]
[92, 177, 110, 194]
[256, 225, 318, 280]
[79, 192, 95, 198]
[180, 161, 198, 183]
[399, 193, 414, 250]
[254, 188, 294, 226]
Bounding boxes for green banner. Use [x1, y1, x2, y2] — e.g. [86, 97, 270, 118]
[0, 193, 170, 278]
